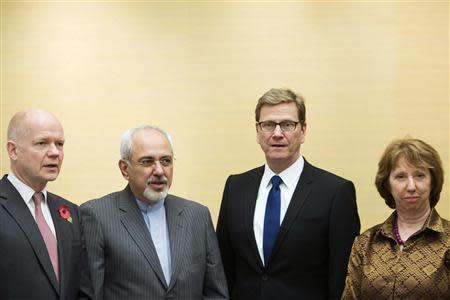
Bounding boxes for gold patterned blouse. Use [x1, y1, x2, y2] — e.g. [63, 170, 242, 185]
[342, 208, 450, 300]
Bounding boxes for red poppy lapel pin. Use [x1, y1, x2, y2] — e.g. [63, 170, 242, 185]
[58, 204, 73, 223]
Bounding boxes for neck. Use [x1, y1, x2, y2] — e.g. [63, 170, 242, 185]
[11, 169, 46, 192]
[267, 154, 300, 174]
[397, 205, 431, 229]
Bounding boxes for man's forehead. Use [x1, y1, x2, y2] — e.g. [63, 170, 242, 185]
[133, 127, 162, 138]
[24, 112, 63, 129]
[132, 131, 172, 156]
[260, 103, 298, 119]
[25, 119, 64, 136]
[261, 102, 297, 111]
[19, 126, 64, 144]
[32, 131, 65, 140]
[132, 149, 173, 160]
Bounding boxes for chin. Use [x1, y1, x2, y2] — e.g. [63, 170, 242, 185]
[44, 175, 58, 182]
[267, 155, 289, 162]
[143, 187, 169, 203]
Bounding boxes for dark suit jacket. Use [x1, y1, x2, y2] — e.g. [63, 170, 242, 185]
[80, 186, 228, 300]
[217, 159, 360, 300]
[0, 175, 92, 300]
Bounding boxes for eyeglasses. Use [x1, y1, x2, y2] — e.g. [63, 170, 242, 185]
[257, 120, 300, 132]
[129, 156, 173, 168]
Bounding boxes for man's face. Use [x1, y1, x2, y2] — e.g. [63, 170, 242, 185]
[119, 129, 174, 203]
[8, 114, 65, 191]
[257, 102, 306, 173]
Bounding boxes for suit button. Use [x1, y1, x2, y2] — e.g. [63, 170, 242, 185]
[262, 274, 268, 281]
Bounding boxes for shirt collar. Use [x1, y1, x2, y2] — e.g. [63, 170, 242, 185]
[262, 155, 304, 190]
[7, 172, 48, 204]
[379, 207, 445, 240]
[378, 211, 397, 240]
[135, 197, 165, 213]
[423, 208, 446, 233]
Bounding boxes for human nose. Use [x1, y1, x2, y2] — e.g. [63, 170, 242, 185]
[152, 161, 165, 175]
[47, 143, 61, 157]
[272, 124, 283, 136]
[406, 176, 416, 192]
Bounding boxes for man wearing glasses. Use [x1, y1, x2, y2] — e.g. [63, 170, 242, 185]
[80, 125, 228, 300]
[217, 88, 360, 300]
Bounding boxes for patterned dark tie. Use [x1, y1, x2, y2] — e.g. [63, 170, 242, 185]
[33, 192, 59, 281]
[263, 175, 282, 265]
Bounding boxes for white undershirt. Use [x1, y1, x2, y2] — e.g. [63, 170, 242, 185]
[7, 172, 57, 237]
[253, 155, 304, 265]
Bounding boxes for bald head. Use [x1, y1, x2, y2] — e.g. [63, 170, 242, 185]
[7, 109, 63, 142]
[7, 108, 65, 191]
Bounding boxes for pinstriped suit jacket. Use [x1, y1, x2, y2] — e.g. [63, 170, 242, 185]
[80, 185, 228, 300]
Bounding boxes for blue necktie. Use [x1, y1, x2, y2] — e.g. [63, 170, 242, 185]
[263, 175, 282, 265]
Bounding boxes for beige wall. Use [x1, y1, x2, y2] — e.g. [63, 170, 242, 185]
[1, 1, 448, 230]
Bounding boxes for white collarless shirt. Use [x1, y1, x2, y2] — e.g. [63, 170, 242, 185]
[136, 197, 172, 285]
[253, 156, 304, 265]
[7, 172, 57, 237]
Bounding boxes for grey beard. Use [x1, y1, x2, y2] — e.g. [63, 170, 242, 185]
[143, 186, 169, 203]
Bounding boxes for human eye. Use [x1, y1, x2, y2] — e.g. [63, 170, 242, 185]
[281, 121, 296, 131]
[139, 158, 154, 167]
[394, 173, 406, 180]
[261, 121, 276, 131]
[56, 141, 65, 148]
[160, 157, 173, 167]
[415, 172, 426, 179]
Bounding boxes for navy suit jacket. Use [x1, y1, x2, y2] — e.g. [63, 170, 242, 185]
[217, 159, 360, 300]
[0, 175, 92, 300]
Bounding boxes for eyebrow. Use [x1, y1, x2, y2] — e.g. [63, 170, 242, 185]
[138, 155, 172, 160]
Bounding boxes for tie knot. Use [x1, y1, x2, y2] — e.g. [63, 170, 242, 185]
[33, 192, 44, 206]
[271, 175, 282, 187]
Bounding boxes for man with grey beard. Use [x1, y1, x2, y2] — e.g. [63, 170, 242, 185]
[80, 125, 228, 300]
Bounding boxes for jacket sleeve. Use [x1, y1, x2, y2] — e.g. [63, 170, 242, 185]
[341, 236, 363, 300]
[216, 175, 235, 294]
[80, 204, 105, 300]
[74, 204, 94, 300]
[328, 180, 360, 299]
[202, 206, 230, 300]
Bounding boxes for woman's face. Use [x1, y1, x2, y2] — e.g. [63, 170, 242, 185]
[389, 157, 432, 213]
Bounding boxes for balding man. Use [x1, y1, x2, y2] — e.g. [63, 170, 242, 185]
[0, 109, 92, 299]
[80, 125, 228, 300]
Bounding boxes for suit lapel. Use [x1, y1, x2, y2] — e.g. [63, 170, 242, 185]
[0, 176, 60, 293]
[244, 167, 265, 269]
[118, 187, 168, 288]
[165, 195, 185, 292]
[269, 160, 314, 262]
[48, 194, 72, 299]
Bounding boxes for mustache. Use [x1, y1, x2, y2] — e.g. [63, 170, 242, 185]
[147, 176, 168, 185]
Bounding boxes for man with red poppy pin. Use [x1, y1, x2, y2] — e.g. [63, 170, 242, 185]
[59, 204, 73, 223]
[0, 108, 93, 299]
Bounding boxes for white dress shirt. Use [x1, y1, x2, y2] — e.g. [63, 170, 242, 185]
[7, 172, 57, 237]
[136, 197, 172, 286]
[253, 155, 304, 265]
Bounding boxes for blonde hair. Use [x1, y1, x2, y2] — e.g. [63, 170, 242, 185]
[255, 88, 306, 127]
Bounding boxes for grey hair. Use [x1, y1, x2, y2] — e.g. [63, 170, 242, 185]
[120, 125, 174, 162]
